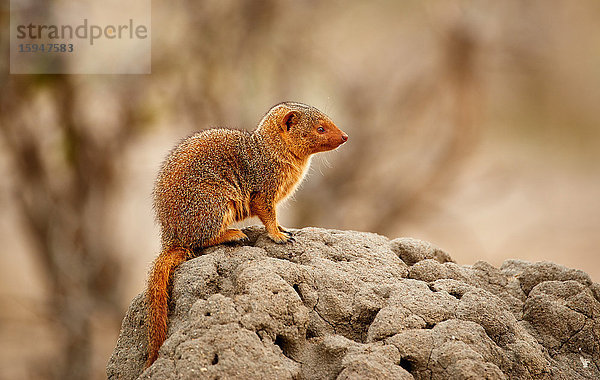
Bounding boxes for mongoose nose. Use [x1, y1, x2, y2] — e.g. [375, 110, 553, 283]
[341, 133, 349, 143]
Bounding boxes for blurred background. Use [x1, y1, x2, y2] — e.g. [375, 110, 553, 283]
[1, 0, 599, 379]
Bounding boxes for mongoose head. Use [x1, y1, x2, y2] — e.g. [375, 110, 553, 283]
[263, 102, 348, 158]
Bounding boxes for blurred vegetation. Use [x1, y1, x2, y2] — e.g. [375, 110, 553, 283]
[1, 1, 600, 379]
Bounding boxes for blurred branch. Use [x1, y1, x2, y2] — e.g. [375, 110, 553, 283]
[372, 19, 481, 231]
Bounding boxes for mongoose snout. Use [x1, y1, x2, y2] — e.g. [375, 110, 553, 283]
[332, 132, 348, 149]
[311, 120, 348, 152]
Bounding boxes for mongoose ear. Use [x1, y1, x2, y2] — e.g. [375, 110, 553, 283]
[281, 110, 300, 132]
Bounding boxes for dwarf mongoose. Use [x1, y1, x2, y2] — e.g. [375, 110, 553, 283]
[146, 102, 348, 367]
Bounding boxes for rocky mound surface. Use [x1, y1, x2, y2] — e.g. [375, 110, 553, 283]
[108, 227, 600, 379]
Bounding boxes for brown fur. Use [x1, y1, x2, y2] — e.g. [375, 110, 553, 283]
[145, 102, 347, 368]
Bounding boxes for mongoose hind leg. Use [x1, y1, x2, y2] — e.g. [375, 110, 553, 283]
[202, 200, 249, 247]
[205, 228, 248, 246]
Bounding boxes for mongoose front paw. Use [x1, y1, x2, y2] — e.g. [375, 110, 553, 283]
[268, 231, 295, 244]
[282, 230, 295, 242]
[281, 229, 293, 238]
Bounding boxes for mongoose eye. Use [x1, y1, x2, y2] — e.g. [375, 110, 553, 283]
[317, 126, 326, 134]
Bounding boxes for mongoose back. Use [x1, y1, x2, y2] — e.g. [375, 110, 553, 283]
[146, 102, 348, 367]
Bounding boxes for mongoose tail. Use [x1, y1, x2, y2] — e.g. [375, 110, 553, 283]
[146, 248, 189, 368]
